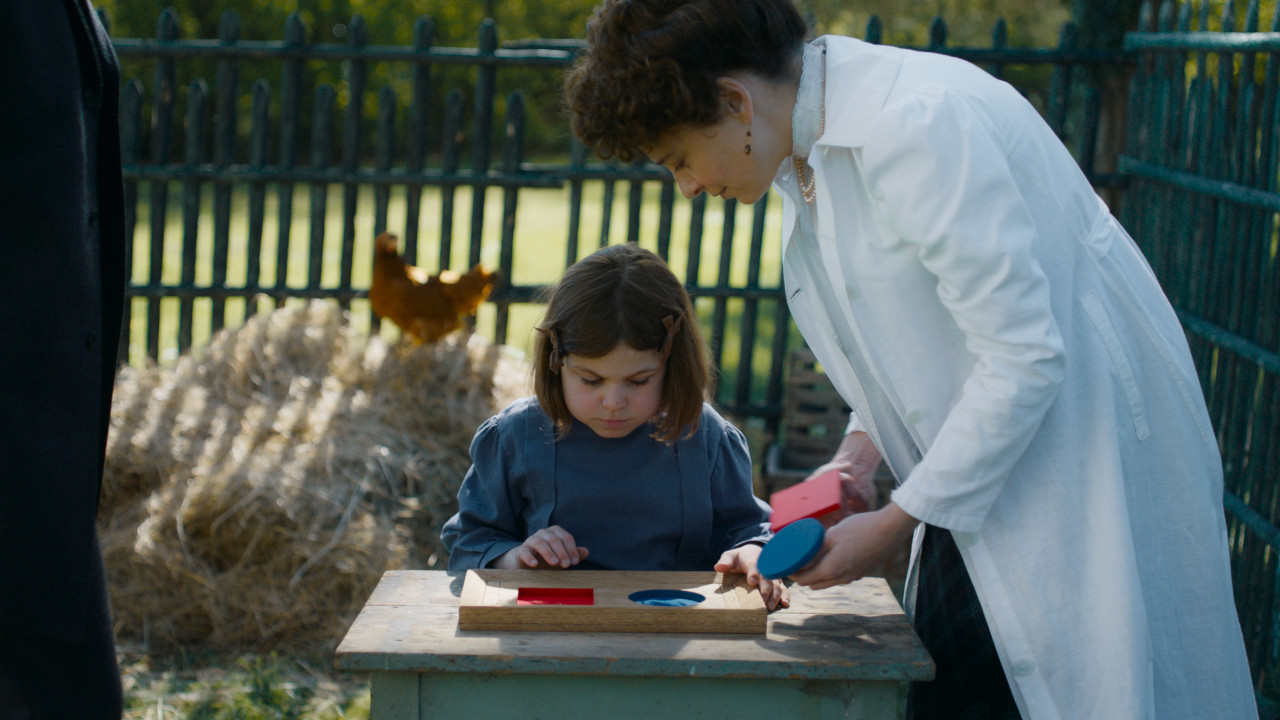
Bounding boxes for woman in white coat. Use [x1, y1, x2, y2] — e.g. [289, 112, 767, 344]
[565, 1, 1258, 718]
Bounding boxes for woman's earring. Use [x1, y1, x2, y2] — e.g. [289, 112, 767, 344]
[745, 129, 752, 155]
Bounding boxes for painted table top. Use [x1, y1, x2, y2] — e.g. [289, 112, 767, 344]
[335, 570, 934, 683]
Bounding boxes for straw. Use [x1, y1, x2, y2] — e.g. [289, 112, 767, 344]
[99, 300, 530, 653]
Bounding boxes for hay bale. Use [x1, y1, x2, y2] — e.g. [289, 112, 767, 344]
[100, 300, 529, 653]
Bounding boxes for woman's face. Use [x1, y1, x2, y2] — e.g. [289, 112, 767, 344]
[646, 115, 779, 205]
[560, 342, 666, 439]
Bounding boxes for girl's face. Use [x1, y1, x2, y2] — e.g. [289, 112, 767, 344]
[560, 342, 666, 439]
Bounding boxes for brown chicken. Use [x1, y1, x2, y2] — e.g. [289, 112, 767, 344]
[369, 232, 499, 343]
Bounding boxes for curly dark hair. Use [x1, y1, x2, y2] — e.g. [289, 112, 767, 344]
[532, 243, 710, 443]
[564, 0, 807, 162]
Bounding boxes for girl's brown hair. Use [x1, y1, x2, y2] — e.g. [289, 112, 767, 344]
[533, 243, 710, 443]
[564, 0, 807, 162]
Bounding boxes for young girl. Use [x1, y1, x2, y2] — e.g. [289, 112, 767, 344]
[441, 243, 786, 608]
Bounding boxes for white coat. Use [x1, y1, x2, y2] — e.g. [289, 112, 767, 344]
[777, 36, 1257, 719]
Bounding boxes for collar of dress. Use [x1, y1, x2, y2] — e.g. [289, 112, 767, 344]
[777, 41, 827, 194]
[792, 42, 826, 158]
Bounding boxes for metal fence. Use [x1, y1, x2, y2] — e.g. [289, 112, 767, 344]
[110, 8, 1125, 431]
[1122, 0, 1280, 697]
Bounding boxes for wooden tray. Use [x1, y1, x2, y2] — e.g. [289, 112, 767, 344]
[457, 569, 766, 634]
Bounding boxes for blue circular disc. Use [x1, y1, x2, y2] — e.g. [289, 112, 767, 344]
[628, 589, 706, 607]
[758, 517, 825, 579]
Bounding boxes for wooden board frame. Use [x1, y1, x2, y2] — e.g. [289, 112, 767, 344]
[458, 569, 766, 634]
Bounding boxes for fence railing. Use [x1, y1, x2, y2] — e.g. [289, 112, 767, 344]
[110, 8, 1127, 432]
[1123, 0, 1280, 698]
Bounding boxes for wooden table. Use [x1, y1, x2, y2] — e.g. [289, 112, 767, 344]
[335, 570, 934, 720]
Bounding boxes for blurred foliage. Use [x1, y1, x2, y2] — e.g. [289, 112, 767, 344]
[95, 0, 598, 46]
[93, 0, 1280, 163]
[96, 0, 1087, 48]
[95, 0, 602, 163]
[794, 0, 1071, 46]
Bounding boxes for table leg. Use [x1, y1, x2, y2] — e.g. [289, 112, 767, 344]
[371, 671, 420, 720]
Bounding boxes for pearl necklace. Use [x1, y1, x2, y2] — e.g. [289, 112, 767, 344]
[794, 47, 825, 204]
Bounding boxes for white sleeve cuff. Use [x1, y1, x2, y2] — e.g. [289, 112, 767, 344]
[890, 481, 988, 533]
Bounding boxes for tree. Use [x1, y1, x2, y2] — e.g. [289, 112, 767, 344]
[1063, 0, 1143, 207]
[1069, 0, 1143, 49]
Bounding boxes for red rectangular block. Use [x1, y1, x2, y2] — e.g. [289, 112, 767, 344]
[769, 469, 843, 531]
[516, 587, 595, 606]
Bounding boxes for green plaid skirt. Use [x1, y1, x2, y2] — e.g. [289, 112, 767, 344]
[905, 524, 1023, 720]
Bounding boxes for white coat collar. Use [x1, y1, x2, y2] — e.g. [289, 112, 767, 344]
[791, 43, 826, 158]
[813, 35, 905, 150]
[777, 36, 905, 252]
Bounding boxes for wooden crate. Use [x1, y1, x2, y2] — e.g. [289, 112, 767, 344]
[763, 347, 896, 496]
[762, 347, 857, 496]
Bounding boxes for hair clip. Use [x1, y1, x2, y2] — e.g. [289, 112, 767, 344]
[535, 325, 564, 374]
[657, 313, 683, 363]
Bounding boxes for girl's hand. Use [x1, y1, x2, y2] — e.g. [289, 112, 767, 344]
[714, 544, 790, 610]
[493, 525, 589, 569]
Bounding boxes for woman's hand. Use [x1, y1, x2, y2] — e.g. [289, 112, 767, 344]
[492, 525, 589, 569]
[714, 544, 790, 610]
[789, 503, 918, 590]
[807, 431, 884, 520]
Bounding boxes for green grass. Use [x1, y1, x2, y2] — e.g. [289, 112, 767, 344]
[120, 648, 370, 720]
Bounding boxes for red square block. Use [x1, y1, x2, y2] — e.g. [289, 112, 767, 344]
[769, 469, 843, 531]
